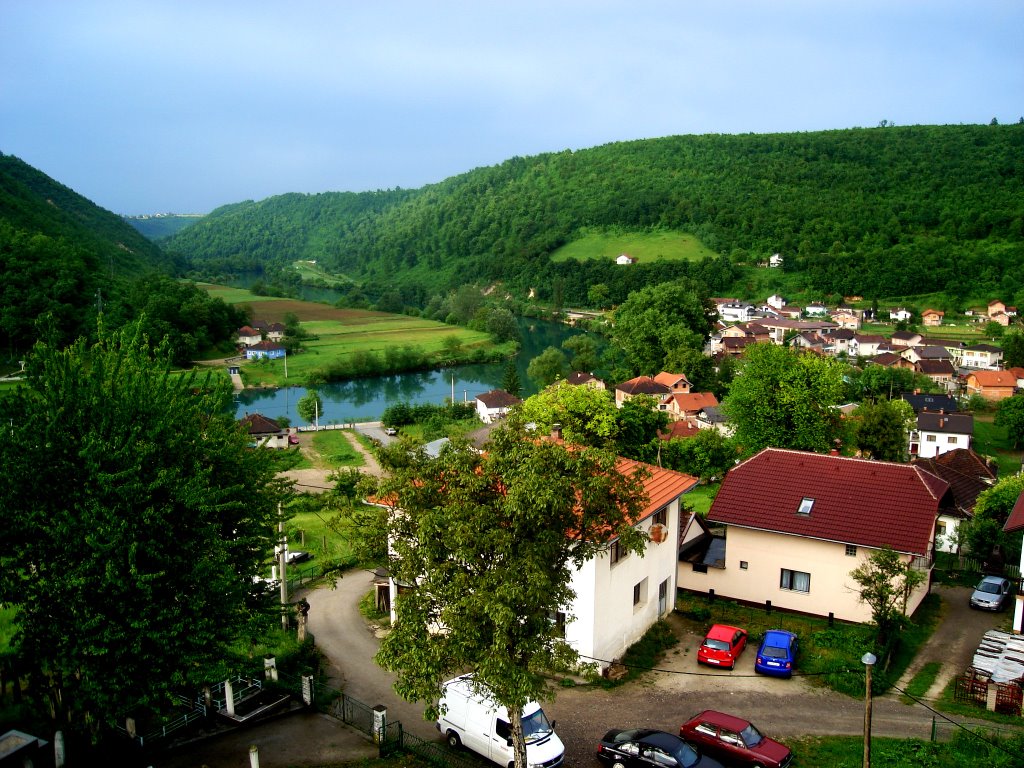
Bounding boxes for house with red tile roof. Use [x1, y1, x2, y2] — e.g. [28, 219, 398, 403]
[614, 375, 671, 407]
[965, 370, 1019, 402]
[660, 392, 719, 422]
[236, 325, 262, 347]
[678, 448, 951, 623]
[653, 371, 692, 394]
[921, 309, 945, 327]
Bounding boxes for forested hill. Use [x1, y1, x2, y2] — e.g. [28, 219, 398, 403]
[0, 153, 171, 275]
[165, 124, 1024, 305]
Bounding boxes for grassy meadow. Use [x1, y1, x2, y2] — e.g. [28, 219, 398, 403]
[291, 259, 354, 286]
[198, 284, 505, 387]
[551, 229, 717, 263]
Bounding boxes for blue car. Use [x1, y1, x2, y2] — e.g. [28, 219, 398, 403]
[754, 630, 798, 678]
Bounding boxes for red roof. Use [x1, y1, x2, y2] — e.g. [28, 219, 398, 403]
[708, 448, 950, 555]
[616, 376, 671, 396]
[666, 392, 719, 413]
[1004, 490, 1024, 534]
[476, 389, 522, 408]
[615, 457, 698, 521]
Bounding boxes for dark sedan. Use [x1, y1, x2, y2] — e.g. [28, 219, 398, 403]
[597, 728, 724, 768]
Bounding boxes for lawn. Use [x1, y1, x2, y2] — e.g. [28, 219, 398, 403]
[291, 260, 354, 286]
[683, 483, 719, 516]
[551, 229, 717, 263]
[972, 415, 1022, 477]
[309, 430, 364, 468]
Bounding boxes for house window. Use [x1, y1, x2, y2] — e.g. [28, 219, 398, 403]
[739, 560, 748, 570]
[653, 506, 668, 526]
[845, 544, 857, 557]
[797, 497, 814, 515]
[609, 539, 628, 565]
[692, 563, 708, 574]
[780, 569, 811, 593]
[936, 521, 947, 536]
[633, 578, 648, 607]
[926, 434, 937, 442]
[947, 436, 957, 444]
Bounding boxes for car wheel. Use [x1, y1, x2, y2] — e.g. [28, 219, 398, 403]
[446, 731, 461, 749]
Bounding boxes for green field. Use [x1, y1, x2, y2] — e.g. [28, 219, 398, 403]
[972, 415, 1023, 477]
[291, 260, 354, 286]
[551, 229, 717, 263]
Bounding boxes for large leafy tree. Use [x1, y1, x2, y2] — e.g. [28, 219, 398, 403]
[374, 420, 648, 768]
[518, 381, 620, 447]
[994, 394, 1024, 449]
[723, 343, 847, 454]
[1002, 331, 1024, 369]
[851, 399, 914, 461]
[610, 279, 717, 375]
[526, 346, 570, 388]
[963, 474, 1024, 565]
[0, 324, 288, 744]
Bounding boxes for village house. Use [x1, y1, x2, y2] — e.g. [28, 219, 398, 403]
[757, 318, 838, 345]
[900, 391, 958, 414]
[912, 449, 997, 554]
[386, 449, 699, 672]
[716, 301, 758, 324]
[921, 309, 945, 327]
[909, 410, 973, 459]
[915, 359, 957, 389]
[236, 325, 262, 347]
[890, 330, 923, 348]
[614, 375, 672, 408]
[475, 389, 522, 423]
[987, 299, 1017, 327]
[652, 371, 692, 394]
[678, 448, 950, 623]
[239, 413, 288, 449]
[848, 334, 890, 358]
[830, 308, 861, 330]
[767, 294, 787, 310]
[900, 345, 953, 366]
[566, 371, 606, 390]
[961, 344, 1004, 370]
[964, 370, 1019, 402]
[769, 253, 784, 268]
[889, 308, 913, 323]
[870, 352, 915, 370]
[660, 392, 719, 422]
[244, 340, 286, 360]
[804, 302, 829, 317]
[265, 322, 287, 342]
[615, 254, 637, 265]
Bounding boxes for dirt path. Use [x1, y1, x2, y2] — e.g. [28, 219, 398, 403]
[278, 429, 384, 493]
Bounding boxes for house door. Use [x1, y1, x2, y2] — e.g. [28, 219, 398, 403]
[658, 579, 669, 615]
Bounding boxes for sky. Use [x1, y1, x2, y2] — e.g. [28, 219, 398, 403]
[1, 1, 1021, 215]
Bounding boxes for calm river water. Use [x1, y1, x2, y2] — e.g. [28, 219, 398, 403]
[233, 316, 589, 424]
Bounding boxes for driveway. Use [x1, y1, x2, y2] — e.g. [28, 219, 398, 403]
[305, 574, 1018, 767]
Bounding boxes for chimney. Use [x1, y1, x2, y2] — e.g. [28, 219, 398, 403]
[939, 418, 944, 428]
[552, 423, 563, 441]
[830, 449, 839, 456]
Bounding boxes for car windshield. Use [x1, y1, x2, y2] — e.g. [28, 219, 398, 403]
[703, 638, 731, 651]
[521, 708, 553, 741]
[977, 582, 1002, 594]
[739, 723, 764, 748]
[670, 740, 701, 768]
[761, 645, 787, 658]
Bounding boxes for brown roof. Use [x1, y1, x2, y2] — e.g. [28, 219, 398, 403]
[654, 371, 691, 388]
[476, 389, 522, 408]
[969, 370, 1018, 388]
[916, 359, 956, 376]
[912, 449, 996, 518]
[708, 448, 950, 555]
[666, 392, 719, 412]
[659, 421, 702, 440]
[1004, 491, 1024, 533]
[567, 371, 602, 386]
[240, 413, 284, 435]
[616, 376, 672, 396]
[872, 352, 906, 367]
[237, 325, 259, 336]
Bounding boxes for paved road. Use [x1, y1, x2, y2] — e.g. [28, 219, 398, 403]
[306, 576, 1018, 767]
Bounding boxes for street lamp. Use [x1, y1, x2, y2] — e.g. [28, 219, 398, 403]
[862, 652, 877, 768]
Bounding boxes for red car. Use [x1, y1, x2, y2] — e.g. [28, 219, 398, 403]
[680, 710, 793, 768]
[696, 624, 747, 669]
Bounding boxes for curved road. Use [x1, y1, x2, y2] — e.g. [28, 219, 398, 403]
[306, 575, 1013, 767]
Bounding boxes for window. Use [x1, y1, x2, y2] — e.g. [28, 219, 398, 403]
[845, 544, 857, 557]
[496, 718, 511, 740]
[797, 497, 814, 515]
[780, 568, 811, 593]
[692, 562, 708, 574]
[609, 539, 627, 565]
[926, 434, 937, 442]
[633, 578, 648, 607]
[947, 436, 957, 444]
[936, 521, 947, 536]
[653, 506, 668, 526]
[740, 560, 749, 570]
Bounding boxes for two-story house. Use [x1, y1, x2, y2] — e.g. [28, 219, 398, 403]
[909, 411, 973, 459]
[921, 309, 945, 327]
[961, 344, 1004, 370]
[678, 448, 950, 623]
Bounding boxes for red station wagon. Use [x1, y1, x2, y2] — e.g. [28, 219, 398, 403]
[680, 710, 793, 768]
[696, 624, 747, 669]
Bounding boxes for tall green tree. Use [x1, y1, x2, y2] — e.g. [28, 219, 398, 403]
[964, 474, 1024, 565]
[374, 421, 648, 768]
[1002, 331, 1024, 368]
[562, 334, 600, 373]
[723, 343, 847, 454]
[526, 346, 570, 389]
[995, 394, 1024, 449]
[610, 279, 717, 375]
[518, 380, 619, 447]
[0, 324, 288, 744]
[501, 359, 522, 397]
[851, 399, 914, 461]
[615, 395, 670, 463]
[297, 389, 324, 425]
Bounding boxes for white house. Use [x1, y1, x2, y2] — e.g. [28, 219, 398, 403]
[239, 413, 288, 449]
[475, 389, 522, 423]
[909, 411, 973, 459]
[386, 453, 698, 671]
[769, 253, 784, 268]
[889, 308, 913, 322]
[1002, 492, 1024, 634]
[804, 302, 829, 317]
[237, 325, 262, 347]
[717, 302, 757, 323]
[615, 254, 637, 265]
[767, 294, 787, 310]
[961, 344, 1004, 370]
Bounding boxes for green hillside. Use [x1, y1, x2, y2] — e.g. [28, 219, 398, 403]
[551, 229, 716, 264]
[164, 124, 1024, 310]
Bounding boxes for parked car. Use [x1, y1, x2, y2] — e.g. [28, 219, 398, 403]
[679, 711, 793, 768]
[697, 624, 747, 669]
[288, 434, 300, 445]
[285, 550, 312, 564]
[969, 575, 1011, 611]
[384, 427, 398, 436]
[754, 630, 799, 678]
[597, 728, 724, 768]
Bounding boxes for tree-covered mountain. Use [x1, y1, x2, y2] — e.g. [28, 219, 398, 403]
[124, 213, 205, 241]
[164, 124, 1024, 307]
[0, 153, 243, 361]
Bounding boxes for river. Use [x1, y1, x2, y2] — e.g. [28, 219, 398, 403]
[233, 316, 591, 424]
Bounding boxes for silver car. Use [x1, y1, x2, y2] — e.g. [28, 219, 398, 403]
[969, 575, 1011, 611]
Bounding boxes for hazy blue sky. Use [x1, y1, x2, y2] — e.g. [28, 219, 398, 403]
[2, 1, 1020, 214]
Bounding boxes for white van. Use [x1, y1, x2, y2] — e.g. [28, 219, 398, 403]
[437, 674, 564, 768]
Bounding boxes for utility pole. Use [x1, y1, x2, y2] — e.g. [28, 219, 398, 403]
[278, 506, 288, 630]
